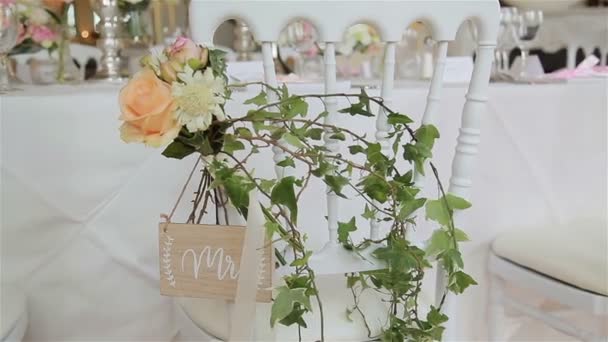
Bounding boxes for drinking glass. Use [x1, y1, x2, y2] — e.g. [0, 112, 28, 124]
[497, 7, 519, 75]
[515, 10, 543, 78]
[0, 1, 19, 92]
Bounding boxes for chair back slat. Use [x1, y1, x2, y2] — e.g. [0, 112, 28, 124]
[260, 42, 286, 179]
[323, 42, 340, 245]
[369, 42, 397, 240]
[413, 40, 449, 191]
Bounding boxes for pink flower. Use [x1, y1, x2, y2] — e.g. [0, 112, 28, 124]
[0, 0, 16, 5]
[30, 25, 58, 44]
[166, 36, 208, 66]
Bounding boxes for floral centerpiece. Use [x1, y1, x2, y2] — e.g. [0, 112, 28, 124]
[119, 36, 476, 341]
[10, 0, 63, 55]
[11, 0, 76, 82]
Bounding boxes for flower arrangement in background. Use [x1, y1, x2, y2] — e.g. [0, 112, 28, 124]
[338, 23, 382, 56]
[10, 0, 65, 55]
[119, 36, 476, 341]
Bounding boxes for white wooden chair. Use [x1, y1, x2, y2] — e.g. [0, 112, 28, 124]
[488, 218, 608, 341]
[182, 1, 499, 340]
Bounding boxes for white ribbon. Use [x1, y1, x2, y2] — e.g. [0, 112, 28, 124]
[228, 190, 266, 341]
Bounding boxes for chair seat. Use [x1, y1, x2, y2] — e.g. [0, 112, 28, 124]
[492, 218, 608, 296]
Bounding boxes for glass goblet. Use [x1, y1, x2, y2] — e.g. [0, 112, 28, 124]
[515, 10, 544, 78]
[0, 1, 19, 92]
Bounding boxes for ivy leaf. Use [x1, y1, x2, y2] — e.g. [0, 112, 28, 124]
[284, 133, 305, 149]
[446, 194, 472, 210]
[398, 198, 427, 220]
[425, 198, 450, 226]
[277, 158, 296, 168]
[222, 176, 254, 216]
[442, 249, 464, 270]
[338, 102, 374, 117]
[222, 134, 245, 154]
[454, 228, 470, 242]
[329, 132, 346, 141]
[270, 127, 287, 140]
[324, 175, 349, 198]
[359, 174, 389, 203]
[338, 217, 357, 244]
[349, 145, 365, 155]
[244, 90, 267, 106]
[264, 220, 281, 240]
[287, 97, 309, 118]
[235, 127, 252, 139]
[387, 113, 414, 126]
[162, 140, 195, 159]
[362, 204, 376, 220]
[290, 251, 313, 267]
[359, 88, 372, 113]
[415, 124, 440, 148]
[259, 179, 276, 193]
[270, 287, 312, 327]
[427, 306, 448, 326]
[306, 128, 324, 140]
[426, 230, 451, 256]
[449, 271, 477, 294]
[373, 242, 418, 271]
[271, 177, 298, 224]
[279, 305, 308, 327]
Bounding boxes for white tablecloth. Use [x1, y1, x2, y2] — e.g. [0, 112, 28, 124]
[1, 78, 606, 341]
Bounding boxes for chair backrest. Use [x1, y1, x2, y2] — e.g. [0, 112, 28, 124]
[189, 1, 499, 334]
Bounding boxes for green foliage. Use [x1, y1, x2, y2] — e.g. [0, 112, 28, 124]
[270, 177, 298, 224]
[244, 91, 268, 106]
[338, 217, 357, 244]
[270, 286, 312, 327]
[162, 140, 195, 159]
[166, 79, 475, 341]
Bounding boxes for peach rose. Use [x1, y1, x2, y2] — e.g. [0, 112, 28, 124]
[119, 68, 181, 147]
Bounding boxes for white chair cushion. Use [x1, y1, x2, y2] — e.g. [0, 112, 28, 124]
[492, 218, 608, 296]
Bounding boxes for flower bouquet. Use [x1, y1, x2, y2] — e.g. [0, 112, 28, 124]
[11, 0, 78, 83]
[119, 36, 476, 341]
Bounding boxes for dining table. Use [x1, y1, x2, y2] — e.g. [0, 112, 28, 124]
[1, 76, 606, 341]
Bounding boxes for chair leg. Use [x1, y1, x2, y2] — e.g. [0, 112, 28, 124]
[488, 275, 507, 341]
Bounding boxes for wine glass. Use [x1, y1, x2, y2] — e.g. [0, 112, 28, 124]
[514, 10, 544, 78]
[0, 1, 19, 92]
[496, 7, 519, 76]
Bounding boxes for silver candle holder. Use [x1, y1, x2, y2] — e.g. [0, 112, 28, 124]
[91, 0, 127, 81]
[233, 20, 256, 61]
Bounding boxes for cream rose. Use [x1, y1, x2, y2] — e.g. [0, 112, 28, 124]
[119, 68, 181, 147]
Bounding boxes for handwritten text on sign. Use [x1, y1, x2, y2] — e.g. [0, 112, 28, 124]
[158, 223, 272, 302]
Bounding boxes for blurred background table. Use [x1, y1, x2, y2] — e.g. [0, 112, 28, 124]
[1, 78, 606, 340]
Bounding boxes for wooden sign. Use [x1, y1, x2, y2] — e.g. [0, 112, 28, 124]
[159, 223, 272, 302]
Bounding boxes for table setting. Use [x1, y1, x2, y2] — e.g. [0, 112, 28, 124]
[1, 0, 607, 341]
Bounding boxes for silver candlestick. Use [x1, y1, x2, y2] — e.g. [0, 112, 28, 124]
[233, 20, 256, 61]
[91, 0, 127, 81]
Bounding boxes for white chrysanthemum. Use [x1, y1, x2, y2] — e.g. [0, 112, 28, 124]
[172, 66, 226, 133]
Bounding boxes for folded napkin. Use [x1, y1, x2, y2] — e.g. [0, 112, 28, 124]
[548, 56, 608, 79]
